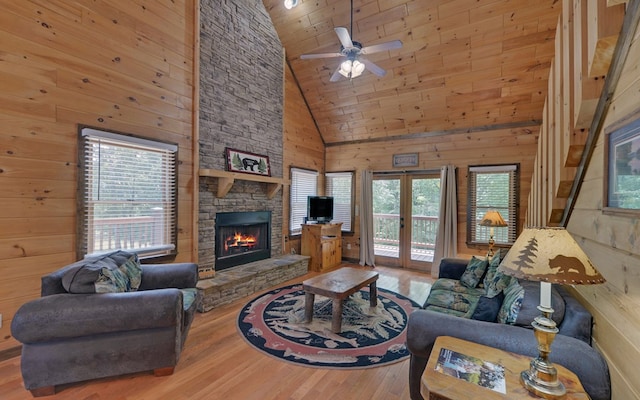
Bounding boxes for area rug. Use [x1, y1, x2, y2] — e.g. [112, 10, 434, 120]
[237, 283, 420, 369]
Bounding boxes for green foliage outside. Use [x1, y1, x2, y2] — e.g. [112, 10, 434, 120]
[613, 140, 640, 208]
[90, 143, 170, 219]
[372, 178, 440, 216]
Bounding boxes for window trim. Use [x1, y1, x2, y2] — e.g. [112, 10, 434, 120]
[603, 111, 640, 216]
[325, 171, 355, 233]
[466, 163, 519, 248]
[289, 167, 318, 236]
[77, 126, 178, 260]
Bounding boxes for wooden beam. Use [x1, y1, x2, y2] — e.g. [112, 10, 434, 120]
[199, 169, 286, 199]
[324, 120, 542, 147]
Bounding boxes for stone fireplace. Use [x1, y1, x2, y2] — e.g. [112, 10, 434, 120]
[195, 0, 309, 312]
[215, 211, 271, 271]
[197, 0, 285, 279]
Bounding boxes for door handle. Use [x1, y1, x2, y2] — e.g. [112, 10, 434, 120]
[400, 217, 404, 228]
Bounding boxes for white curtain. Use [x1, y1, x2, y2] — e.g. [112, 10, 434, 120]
[359, 170, 376, 267]
[432, 164, 457, 276]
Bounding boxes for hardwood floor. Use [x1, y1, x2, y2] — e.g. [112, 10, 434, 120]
[0, 264, 434, 400]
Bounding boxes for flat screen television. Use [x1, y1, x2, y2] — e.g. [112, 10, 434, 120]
[307, 196, 334, 224]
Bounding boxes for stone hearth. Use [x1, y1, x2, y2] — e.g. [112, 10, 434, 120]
[196, 254, 309, 312]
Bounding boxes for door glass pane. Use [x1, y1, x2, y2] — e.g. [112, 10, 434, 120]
[410, 177, 440, 262]
[372, 178, 400, 259]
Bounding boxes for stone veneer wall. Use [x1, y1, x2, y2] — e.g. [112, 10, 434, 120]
[198, 0, 284, 278]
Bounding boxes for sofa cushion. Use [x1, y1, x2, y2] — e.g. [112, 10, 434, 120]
[470, 292, 504, 322]
[515, 280, 566, 327]
[424, 279, 485, 318]
[459, 256, 488, 288]
[61, 250, 138, 293]
[483, 252, 512, 298]
[497, 279, 525, 324]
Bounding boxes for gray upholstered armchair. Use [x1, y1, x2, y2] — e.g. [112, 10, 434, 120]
[11, 252, 199, 397]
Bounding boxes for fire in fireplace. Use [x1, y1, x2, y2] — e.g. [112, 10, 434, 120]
[215, 211, 271, 271]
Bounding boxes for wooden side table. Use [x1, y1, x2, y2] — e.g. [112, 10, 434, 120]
[421, 336, 589, 400]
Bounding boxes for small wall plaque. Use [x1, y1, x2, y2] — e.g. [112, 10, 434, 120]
[392, 153, 419, 168]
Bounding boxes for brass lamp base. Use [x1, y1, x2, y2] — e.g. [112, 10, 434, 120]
[520, 308, 567, 399]
[487, 235, 495, 257]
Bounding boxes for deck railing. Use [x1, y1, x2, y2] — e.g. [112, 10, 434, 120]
[373, 213, 438, 250]
[89, 216, 161, 252]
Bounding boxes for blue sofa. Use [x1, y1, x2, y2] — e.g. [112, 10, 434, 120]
[11, 252, 199, 397]
[406, 257, 611, 400]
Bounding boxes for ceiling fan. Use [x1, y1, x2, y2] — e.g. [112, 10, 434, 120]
[299, 1, 402, 81]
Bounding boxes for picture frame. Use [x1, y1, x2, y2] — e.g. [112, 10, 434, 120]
[605, 113, 640, 213]
[225, 148, 271, 177]
[392, 153, 419, 168]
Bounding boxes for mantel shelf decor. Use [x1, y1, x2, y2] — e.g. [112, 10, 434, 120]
[199, 169, 286, 199]
[225, 148, 271, 177]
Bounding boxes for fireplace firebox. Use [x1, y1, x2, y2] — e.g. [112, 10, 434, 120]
[215, 211, 271, 271]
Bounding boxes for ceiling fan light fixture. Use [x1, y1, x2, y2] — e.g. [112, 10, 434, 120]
[339, 59, 365, 79]
[283, 0, 298, 9]
[352, 60, 365, 76]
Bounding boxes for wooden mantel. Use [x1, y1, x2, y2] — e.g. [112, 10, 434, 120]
[199, 169, 286, 198]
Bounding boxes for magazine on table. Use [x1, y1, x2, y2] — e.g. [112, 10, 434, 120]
[434, 347, 506, 394]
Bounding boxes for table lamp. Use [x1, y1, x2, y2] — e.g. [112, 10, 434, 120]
[498, 227, 605, 399]
[479, 210, 508, 256]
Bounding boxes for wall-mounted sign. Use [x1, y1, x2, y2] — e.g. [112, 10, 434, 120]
[392, 153, 419, 168]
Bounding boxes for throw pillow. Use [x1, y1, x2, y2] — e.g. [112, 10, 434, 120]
[483, 252, 511, 298]
[471, 291, 505, 322]
[497, 279, 525, 324]
[62, 250, 136, 293]
[108, 251, 142, 291]
[460, 256, 489, 288]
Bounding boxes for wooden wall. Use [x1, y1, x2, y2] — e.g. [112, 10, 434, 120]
[569, 16, 640, 400]
[527, 0, 640, 397]
[282, 62, 326, 254]
[0, 0, 197, 352]
[325, 125, 540, 263]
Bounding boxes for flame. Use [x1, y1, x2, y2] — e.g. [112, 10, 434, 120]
[224, 231, 258, 252]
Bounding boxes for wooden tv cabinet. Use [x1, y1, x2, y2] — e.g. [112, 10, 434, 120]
[301, 223, 343, 272]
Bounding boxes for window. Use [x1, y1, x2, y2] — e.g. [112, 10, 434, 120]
[289, 167, 318, 235]
[79, 127, 178, 259]
[467, 164, 519, 246]
[326, 171, 354, 232]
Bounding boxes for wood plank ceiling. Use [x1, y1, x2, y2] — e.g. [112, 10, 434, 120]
[262, 0, 562, 145]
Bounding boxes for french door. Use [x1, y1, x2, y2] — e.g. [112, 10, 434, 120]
[372, 172, 440, 270]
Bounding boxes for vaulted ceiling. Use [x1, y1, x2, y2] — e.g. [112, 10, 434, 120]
[262, 0, 562, 145]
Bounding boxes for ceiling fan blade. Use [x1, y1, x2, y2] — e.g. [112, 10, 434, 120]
[360, 58, 387, 77]
[300, 52, 343, 59]
[329, 65, 343, 82]
[334, 27, 354, 49]
[360, 40, 403, 55]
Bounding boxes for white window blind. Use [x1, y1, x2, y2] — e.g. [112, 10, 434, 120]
[80, 127, 178, 258]
[326, 171, 353, 231]
[290, 167, 318, 235]
[468, 164, 518, 246]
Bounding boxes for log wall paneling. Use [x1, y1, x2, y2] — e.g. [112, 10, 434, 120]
[326, 126, 538, 261]
[282, 63, 326, 256]
[0, 0, 197, 352]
